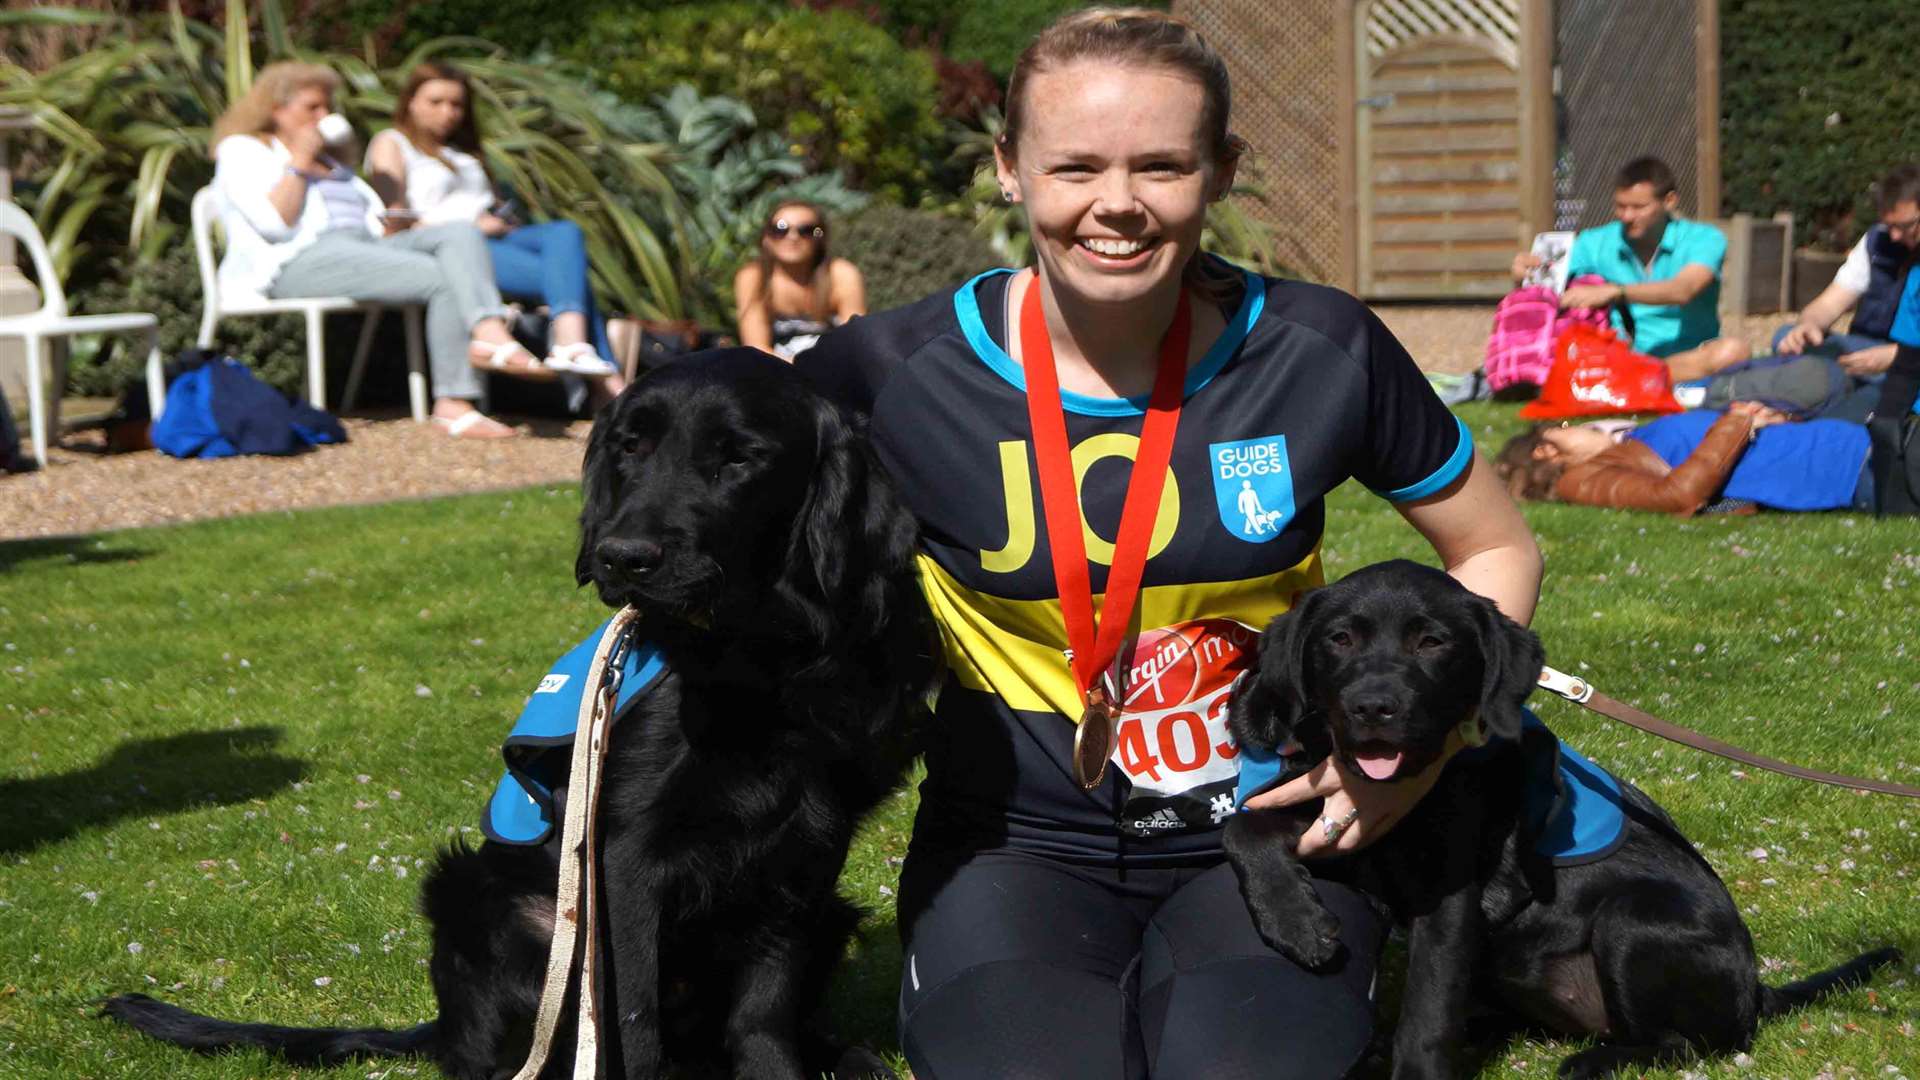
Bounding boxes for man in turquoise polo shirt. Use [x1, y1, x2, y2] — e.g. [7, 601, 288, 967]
[1512, 157, 1749, 382]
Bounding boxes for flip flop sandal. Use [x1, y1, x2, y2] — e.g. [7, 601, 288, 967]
[432, 410, 518, 439]
[545, 342, 621, 378]
[469, 339, 557, 382]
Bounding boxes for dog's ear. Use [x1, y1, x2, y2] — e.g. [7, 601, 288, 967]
[785, 399, 917, 640]
[575, 402, 618, 588]
[1230, 589, 1323, 752]
[1470, 595, 1546, 741]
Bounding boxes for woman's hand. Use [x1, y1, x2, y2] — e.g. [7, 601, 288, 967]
[476, 212, 513, 237]
[1243, 729, 1466, 858]
[283, 122, 326, 174]
[1728, 401, 1791, 429]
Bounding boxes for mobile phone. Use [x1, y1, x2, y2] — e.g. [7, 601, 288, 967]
[380, 208, 421, 222]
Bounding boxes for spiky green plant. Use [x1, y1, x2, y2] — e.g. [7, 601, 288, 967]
[0, 2, 692, 322]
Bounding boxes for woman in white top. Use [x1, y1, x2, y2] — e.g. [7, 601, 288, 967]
[366, 62, 623, 405]
[210, 62, 551, 439]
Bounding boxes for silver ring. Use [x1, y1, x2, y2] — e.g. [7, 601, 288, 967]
[1320, 808, 1361, 842]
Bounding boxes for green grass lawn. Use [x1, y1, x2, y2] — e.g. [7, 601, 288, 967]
[2, 401, 1916, 1079]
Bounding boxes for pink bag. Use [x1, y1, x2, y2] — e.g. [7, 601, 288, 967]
[1483, 274, 1617, 392]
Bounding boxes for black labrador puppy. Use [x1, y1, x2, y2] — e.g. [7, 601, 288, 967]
[106, 349, 934, 1079]
[1223, 560, 1898, 1080]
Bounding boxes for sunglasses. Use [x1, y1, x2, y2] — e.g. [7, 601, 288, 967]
[765, 218, 825, 240]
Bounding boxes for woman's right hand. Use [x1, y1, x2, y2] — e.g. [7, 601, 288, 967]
[1728, 401, 1790, 429]
[284, 121, 326, 173]
[476, 212, 513, 238]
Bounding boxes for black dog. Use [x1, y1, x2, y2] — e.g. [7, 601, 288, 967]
[1223, 560, 1898, 1080]
[106, 350, 934, 1078]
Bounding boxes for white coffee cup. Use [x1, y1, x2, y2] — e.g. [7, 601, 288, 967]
[315, 113, 354, 146]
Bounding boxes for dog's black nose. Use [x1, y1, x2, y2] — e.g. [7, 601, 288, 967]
[598, 538, 665, 579]
[1344, 695, 1400, 724]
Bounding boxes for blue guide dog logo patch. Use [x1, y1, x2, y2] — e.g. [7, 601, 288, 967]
[1209, 435, 1293, 543]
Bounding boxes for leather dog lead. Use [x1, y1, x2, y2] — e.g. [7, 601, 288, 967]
[1537, 666, 1920, 799]
[514, 606, 640, 1080]
[1020, 275, 1190, 790]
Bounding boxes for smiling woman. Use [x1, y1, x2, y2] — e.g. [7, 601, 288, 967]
[796, 7, 1541, 1076]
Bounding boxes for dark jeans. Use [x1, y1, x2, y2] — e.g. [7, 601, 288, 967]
[488, 220, 613, 362]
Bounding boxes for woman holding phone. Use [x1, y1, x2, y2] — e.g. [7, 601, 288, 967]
[210, 61, 547, 439]
[368, 62, 622, 397]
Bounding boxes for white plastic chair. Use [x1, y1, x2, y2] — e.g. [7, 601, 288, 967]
[189, 187, 427, 423]
[0, 200, 163, 469]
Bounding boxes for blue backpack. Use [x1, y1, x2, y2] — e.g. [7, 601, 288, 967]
[151, 349, 346, 458]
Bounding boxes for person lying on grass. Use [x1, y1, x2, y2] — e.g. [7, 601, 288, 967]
[1493, 403, 1873, 516]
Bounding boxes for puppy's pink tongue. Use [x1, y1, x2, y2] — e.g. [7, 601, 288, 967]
[1355, 751, 1403, 781]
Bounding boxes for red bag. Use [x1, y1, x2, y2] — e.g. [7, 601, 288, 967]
[1518, 323, 1682, 420]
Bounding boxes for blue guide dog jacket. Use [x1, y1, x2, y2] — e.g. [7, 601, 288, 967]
[482, 619, 669, 846]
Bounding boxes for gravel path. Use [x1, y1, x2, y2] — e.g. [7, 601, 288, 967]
[2, 306, 1805, 541]
[2, 411, 591, 541]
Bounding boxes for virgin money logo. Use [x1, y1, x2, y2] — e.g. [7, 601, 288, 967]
[1109, 619, 1258, 800]
[1120, 619, 1256, 713]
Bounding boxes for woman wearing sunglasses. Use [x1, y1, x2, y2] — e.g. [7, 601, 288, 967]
[800, 7, 1539, 1076]
[734, 201, 867, 360]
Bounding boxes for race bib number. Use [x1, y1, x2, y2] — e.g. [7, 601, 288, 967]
[1110, 618, 1257, 837]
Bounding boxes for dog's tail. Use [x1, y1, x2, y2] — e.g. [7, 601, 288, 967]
[1757, 946, 1902, 1020]
[101, 993, 435, 1065]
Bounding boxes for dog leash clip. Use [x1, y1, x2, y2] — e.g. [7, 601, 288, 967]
[1537, 666, 1594, 704]
[596, 620, 638, 713]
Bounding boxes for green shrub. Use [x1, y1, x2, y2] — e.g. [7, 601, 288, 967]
[580, 3, 947, 203]
[68, 241, 308, 399]
[1721, 0, 1920, 250]
[939, 0, 1169, 78]
[834, 203, 1004, 314]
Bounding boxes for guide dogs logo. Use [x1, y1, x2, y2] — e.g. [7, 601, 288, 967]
[1209, 435, 1293, 543]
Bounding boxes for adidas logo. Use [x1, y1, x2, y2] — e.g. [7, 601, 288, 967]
[1131, 808, 1185, 831]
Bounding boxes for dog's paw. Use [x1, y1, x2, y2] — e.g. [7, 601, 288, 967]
[831, 1046, 898, 1080]
[1252, 903, 1344, 970]
[1555, 1045, 1649, 1080]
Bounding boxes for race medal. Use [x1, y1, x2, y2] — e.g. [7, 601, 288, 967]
[1073, 684, 1118, 790]
[1018, 275, 1190, 795]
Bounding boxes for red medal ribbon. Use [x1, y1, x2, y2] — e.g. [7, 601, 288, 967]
[1019, 275, 1190, 785]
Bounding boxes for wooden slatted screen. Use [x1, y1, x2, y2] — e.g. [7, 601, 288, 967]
[1357, 35, 1524, 298]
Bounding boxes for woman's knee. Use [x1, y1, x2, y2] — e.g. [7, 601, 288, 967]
[901, 958, 1138, 1080]
[1140, 956, 1375, 1080]
[420, 222, 492, 257]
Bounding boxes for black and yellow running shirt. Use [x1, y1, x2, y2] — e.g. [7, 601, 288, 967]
[800, 264, 1470, 865]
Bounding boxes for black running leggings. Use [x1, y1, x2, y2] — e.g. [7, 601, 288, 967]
[896, 848, 1384, 1080]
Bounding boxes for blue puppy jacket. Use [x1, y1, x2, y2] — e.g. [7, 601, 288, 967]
[1233, 709, 1626, 865]
[481, 618, 669, 846]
